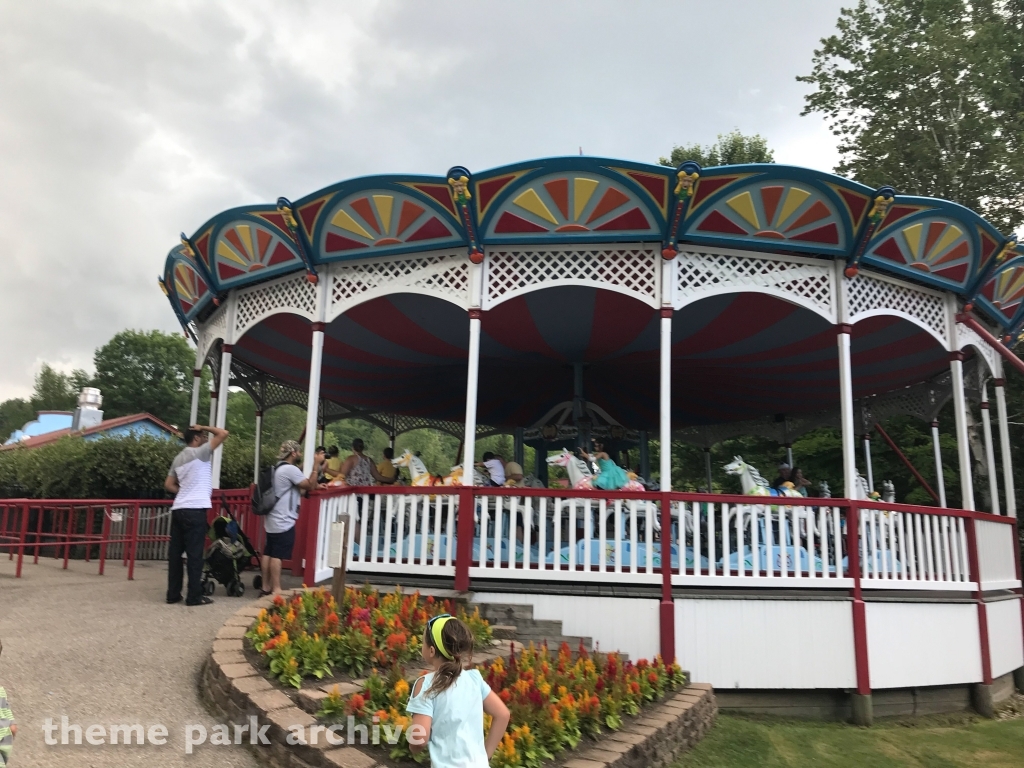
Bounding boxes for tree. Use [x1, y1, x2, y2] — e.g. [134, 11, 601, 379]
[0, 399, 35, 443]
[799, 0, 1024, 232]
[30, 364, 90, 411]
[93, 330, 196, 429]
[659, 129, 775, 168]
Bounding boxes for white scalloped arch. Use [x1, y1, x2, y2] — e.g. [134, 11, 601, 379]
[326, 249, 472, 323]
[672, 247, 837, 323]
[233, 271, 320, 342]
[958, 324, 999, 377]
[482, 244, 661, 310]
[845, 272, 949, 348]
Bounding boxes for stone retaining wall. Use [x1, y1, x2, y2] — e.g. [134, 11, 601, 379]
[201, 593, 717, 768]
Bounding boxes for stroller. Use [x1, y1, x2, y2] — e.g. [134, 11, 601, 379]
[201, 514, 261, 597]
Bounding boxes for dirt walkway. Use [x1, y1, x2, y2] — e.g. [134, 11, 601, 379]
[0, 554, 297, 767]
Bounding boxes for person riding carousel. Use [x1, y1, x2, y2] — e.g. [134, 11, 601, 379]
[577, 440, 629, 490]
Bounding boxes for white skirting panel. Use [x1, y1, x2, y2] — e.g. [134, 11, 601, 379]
[987, 597, 1024, 679]
[470, 593, 660, 662]
[866, 602, 982, 689]
[674, 599, 856, 689]
[975, 520, 1021, 589]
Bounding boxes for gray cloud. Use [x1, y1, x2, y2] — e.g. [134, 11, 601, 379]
[0, 0, 845, 399]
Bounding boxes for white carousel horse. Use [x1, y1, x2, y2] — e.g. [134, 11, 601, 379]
[392, 449, 443, 486]
[722, 456, 803, 498]
[545, 449, 645, 491]
[882, 480, 895, 503]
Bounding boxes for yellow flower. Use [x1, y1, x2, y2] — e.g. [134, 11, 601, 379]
[394, 678, 410, 698]
[279, 631, 290, 645]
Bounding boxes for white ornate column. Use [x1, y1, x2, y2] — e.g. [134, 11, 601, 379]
[461, 257, 485, 484]
[302, 280, 329, 475]
[980, 383, 1000, 514]
[461, 309, 482, 483]
[993, 362, 1016, 518]
[862, 435, 874, 492]
[189, 346, 203, 425]
[659, 306, 672, 489]
[211, 343, 233, 488]
[949, 352, 975, 510]
[931, 420, 948, 508]
[836, 268, 857, 498]
[253, 410, 263, 485]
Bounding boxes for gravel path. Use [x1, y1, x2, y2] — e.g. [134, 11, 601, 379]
[0, 554, 298, 767]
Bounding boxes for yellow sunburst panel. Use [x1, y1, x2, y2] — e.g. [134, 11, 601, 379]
[174, 263, 200, 300]
[474, 169, 535, 218]
[573, 178, 599, 221]
[722, 186, 811, 230]
[330, 208, 375, 240]
[994, 267, 1024, 307]
[372, 195, 394, 232]
[899, 221, 964, 262]
[513, 188, 558, 225]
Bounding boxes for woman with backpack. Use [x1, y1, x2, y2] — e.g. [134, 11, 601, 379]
[259, 440, 324, 596]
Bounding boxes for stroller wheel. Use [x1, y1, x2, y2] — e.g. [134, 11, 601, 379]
[228, 579, 245, 598]
[202, 579, 216, 597]
[252, 574, 263, 591]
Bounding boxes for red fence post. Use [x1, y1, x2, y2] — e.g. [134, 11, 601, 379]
[62, 507, 74, 570]
[33, 504, 44, 564]
[847, 503, 873, 725]
[98, 505, 111, 576]
[659, 492, 676, 663]
[15, 502, 29, 578]
[455, 487, 475, 592]
[127, 502, 141, 581]
[301, 494, 320, 587]
[964, 516, 994, 715]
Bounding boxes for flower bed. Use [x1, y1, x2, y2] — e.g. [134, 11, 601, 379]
[318, 641, 686, 768]
[245, 585, 492, 687]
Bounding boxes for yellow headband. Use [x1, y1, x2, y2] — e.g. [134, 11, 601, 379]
[430, 615, 454, 660]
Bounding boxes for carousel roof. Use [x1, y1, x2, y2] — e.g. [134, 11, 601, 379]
[160, 157, 1022, 432]
[162, 157, 1024, 333]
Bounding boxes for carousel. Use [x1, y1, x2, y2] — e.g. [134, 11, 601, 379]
[161, 156, 1024, 722]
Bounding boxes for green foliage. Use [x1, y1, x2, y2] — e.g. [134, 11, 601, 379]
[677, 711, 1024, 768]
[31, 364, 90, 412]
[0, 399, 36, 444]
[0, 434, 180, 499]
[799, 0, 1024, 231]
[659, 130, 775, 168]
[93, 330, 198, 429]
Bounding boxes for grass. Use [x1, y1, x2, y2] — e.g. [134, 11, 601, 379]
[675, 710, 1024, 768]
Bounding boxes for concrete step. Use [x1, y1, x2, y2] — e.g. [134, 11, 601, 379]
[491, 624, 517, 640]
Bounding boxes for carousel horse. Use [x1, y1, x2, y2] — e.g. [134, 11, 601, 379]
[882, 480, 895, 503]
[392, 449, 443, 486]
[545, 449, 645, 491]
[442, 465, 490, 486]
[722, 456, 804, 498]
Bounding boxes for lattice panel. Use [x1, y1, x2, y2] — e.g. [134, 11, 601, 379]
[846, 273, 947, 345]
[957, 324, 999, 376]
[235, 272, 319, 338]
[263, 378, 308, 410]
[483, 247, 659, 309]
[198, 305, 229, 361]
[674, 249, 835, 320]
[329, 251, 471, 318]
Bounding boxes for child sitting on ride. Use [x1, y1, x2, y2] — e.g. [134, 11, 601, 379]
[578, 440, 629, 491]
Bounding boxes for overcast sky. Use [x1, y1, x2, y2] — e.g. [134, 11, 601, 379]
[0, 0, 849, 401]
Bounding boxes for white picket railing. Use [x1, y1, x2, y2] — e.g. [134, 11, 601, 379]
[857, 506, 972, 590]
[311, 490, 1018, 593]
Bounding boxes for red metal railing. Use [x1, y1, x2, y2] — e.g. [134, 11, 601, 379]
[0, 489, 257, 579]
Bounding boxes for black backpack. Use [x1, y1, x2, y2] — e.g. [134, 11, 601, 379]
[252, 462, 286, 516]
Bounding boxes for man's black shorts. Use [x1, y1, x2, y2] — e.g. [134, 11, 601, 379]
[264, 526, 296, 559]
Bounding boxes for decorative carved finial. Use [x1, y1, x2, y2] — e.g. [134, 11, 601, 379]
[158, 277, 169, 297]
[179, 234, 196, 260]
[447, 174, 472, 205]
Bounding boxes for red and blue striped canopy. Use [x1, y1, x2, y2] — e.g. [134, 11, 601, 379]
[234, 288, 949, 429]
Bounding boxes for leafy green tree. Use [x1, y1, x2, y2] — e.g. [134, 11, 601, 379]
[93, 330, 196, 428]
[659, 130, 775, 168]
[799, 0, 1024, 231]
[0, 399, 36, 443]
[30, 364, 90, 411]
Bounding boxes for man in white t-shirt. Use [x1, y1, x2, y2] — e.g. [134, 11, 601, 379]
[477, 452, 505, 486]
[164, 424, 229, 606]
[260, 440, 324, 595]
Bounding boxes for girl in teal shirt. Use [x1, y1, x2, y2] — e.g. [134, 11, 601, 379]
[407, 615, 510, 767]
